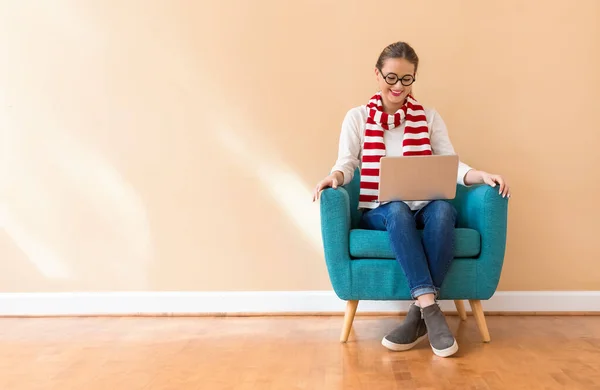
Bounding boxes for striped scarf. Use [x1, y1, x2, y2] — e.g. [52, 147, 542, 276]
[358, 93, 432, 209]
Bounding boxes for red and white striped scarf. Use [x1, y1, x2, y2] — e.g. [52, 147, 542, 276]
[358, 93, 432, 209]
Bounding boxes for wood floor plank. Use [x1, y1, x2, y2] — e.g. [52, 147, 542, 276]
[0, 315, 599, 389]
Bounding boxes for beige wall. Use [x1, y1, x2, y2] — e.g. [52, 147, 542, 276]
[1, 0, 599, 293]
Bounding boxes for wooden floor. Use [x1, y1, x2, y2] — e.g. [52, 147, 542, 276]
[0, 315, 599, 390]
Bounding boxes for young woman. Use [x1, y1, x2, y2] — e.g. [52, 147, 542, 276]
[312, 41, 510, 358]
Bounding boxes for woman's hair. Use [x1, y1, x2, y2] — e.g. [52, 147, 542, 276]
[375, 41, 419, 74]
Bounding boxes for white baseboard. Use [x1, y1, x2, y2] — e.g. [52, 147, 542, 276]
[0, 291, 599, 316]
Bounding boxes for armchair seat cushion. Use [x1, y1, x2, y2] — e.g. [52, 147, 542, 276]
[349, 228, 481, 259]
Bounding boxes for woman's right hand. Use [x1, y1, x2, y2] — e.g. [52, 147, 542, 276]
[312, 172, 343, 202]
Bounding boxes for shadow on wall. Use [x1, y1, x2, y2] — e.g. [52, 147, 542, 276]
[214, 127, 322, 252]
[0, 1, 324, 289]
[2, 114, 153, 287]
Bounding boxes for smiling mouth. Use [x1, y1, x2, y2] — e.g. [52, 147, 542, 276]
[390, 90, 403, 97]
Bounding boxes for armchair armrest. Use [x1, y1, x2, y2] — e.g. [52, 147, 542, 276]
[319, 187, 352, 299]
[454, 185, 509, 298]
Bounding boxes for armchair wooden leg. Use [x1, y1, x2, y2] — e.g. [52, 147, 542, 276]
[469, 299, 491, 342]
[454, 300, 468, 321]
[340, 300, 359, 343]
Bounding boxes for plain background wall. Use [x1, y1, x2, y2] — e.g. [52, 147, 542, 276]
[1, 0, 599, 293]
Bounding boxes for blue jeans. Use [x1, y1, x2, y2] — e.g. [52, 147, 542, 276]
[359, 200, 457, 299]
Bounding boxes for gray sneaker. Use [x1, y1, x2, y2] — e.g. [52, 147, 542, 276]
[381, 304, 428, 351]
[422, 303, 459, 357]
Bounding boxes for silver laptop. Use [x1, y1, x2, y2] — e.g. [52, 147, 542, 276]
[378, 155, 459, 202]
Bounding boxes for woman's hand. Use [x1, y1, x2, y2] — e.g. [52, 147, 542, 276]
[481, 172, 510, 198]
[312, 171, 343, 202]
[465, 169, 510, 198]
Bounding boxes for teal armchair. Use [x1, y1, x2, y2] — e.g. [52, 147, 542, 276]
[319, 168, 509, 343]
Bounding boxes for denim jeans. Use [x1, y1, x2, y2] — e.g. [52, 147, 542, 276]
[359, 200, 457, 299]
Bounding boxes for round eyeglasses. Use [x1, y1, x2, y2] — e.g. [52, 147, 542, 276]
[378, 69, 416, 86]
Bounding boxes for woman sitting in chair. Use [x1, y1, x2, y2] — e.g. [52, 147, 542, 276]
[312, 41, 510, 358]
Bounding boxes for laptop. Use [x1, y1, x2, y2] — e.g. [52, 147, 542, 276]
[378, 155, 459, 202]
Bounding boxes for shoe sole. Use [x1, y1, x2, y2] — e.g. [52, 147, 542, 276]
[430, 339, 459, 357]
[381, 334, 428, 351]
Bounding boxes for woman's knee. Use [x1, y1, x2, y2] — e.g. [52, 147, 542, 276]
[384, 202, 413, 225]
[428, 200, 457, 223]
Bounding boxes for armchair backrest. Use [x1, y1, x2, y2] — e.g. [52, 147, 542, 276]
[346, 168, 363, 228]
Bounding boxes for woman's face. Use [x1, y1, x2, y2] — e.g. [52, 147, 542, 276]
[375, 57, 416, 108]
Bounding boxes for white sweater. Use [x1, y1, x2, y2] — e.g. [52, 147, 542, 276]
[331, 105, 473, 210]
